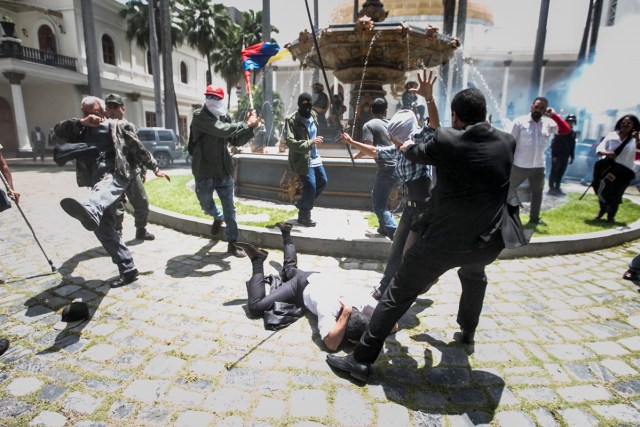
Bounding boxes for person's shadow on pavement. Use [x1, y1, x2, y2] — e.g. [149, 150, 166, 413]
[374, 332, 505, 424]
[23, 248, 113, 354]
[164, 240, 233, 278]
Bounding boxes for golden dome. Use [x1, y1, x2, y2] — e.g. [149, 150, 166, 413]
[330, 0, 494, 27]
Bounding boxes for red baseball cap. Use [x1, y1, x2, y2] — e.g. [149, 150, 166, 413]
[204, 85, 224, 99]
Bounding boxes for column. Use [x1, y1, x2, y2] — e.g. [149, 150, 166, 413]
[3, 72, 31, 152]
[538, 59, 548, 97]
[500, 60, 512, 113]
[127, 92, 142, 128]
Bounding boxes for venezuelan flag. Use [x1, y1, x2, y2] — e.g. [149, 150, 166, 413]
[241, 42, 281, 71]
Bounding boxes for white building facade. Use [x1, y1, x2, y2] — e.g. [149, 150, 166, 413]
[0, 0, 222, 155]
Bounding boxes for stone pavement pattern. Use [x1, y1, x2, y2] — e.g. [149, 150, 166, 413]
[0, 168, 640, 426]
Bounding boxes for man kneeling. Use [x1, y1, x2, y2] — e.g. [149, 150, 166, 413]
[236, 223, 395, 351]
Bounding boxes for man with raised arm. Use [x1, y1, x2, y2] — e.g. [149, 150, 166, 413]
[328, 77, 516, 383]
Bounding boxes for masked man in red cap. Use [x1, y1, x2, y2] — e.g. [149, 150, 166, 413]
[188, 85, 260, 257]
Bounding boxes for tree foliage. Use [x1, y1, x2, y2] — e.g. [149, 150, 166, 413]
[118, 0, 183, 50]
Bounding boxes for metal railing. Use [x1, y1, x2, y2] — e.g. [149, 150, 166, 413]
[0, 42, 77, 71]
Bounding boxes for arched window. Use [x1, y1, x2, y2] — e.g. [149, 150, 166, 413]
[37, 25, 56, 53]
[180, 61, 188, 83]
[147, 50, 153, 75]
[102, 34, 115, 65]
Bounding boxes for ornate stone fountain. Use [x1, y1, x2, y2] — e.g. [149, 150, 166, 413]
[234, 1, 459, 210]
[286, 0, 459, 140]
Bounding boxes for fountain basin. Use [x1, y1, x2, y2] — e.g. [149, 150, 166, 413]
[234, 153, 385, 211]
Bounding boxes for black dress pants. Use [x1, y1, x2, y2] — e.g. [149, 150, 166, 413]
[354, 233, 504, 364]
[246, 239, 308, 317]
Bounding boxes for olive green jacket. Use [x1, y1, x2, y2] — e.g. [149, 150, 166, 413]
[284, 110, 319, 175]
[189, 106, 255, 179]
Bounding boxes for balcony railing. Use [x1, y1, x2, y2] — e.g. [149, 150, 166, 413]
[0, 41, 77, 71]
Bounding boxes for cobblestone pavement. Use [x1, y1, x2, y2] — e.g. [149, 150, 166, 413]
[1, 167, 640, 427]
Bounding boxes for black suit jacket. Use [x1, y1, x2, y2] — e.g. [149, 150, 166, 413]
[404, 123, 516, 252]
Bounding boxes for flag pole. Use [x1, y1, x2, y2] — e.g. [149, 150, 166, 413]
[303, 0, 355, 166]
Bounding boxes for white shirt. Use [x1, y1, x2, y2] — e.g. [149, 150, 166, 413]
[597, 131, 637, 171]
[510, 114, 558, 168]
[302, 276, 377, 340]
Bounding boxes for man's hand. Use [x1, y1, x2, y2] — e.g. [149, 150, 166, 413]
[340, 133, 354, 145]
[400, 140, 415, 152]
[312, 136, 323, 145]
[246, 110, 260, 127]
[412, 68, 437, 102]
[79, 114, 104, 128]
[154, 170, 171, 182]
[7, 189, 20, 202]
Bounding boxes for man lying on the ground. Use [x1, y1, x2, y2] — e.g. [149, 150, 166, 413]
[235, 223, 398, 351]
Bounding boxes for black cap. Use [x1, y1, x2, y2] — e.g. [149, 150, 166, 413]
[565, 114, 577, 122]
[105, 93, 124, 106]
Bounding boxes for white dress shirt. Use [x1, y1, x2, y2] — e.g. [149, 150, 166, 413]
[510, 114, 558, 168]
[597, 131, 637, 171]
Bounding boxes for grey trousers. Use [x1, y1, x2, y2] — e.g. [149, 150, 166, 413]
[509, 166, 545, 222]
[84, 171, 136, 275]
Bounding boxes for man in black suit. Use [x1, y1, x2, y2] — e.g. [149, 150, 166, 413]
[326, 76, 516, 382]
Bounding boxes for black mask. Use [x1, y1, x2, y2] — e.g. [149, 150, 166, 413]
[298, 93, 312, 118]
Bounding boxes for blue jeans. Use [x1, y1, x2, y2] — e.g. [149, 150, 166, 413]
[372, 167, 399, 238]
[195, 177, 238, 242]
[296, 164, 328, 212]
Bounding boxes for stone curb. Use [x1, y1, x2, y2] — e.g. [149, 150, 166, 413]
[147, 204, 640, 261]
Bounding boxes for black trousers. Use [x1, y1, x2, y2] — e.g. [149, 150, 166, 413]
[549, 156, 570, 189]
[246, 239, 308, 317]
[354, 233, 504, 364]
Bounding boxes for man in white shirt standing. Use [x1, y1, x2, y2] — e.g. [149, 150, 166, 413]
[509, 97, 570, 225]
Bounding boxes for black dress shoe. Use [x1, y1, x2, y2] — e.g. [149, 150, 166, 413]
[275, 222, 293, 233]
[297, 218, 317, 227]
[227, 242, 247, 258]
[111, 269, 139, 288]
[211, 218, 224, 235]
[233, 242, 268, 261]
[326, 353, 371, 382]
[136, 228, 155, 241]
[60, 198, 99, 231]
[0, 338, 9, 356]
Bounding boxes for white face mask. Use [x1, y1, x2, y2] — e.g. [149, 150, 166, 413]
[205, 98, 227, 119]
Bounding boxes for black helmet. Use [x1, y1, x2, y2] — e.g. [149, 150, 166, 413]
[565, 114, 577, 122]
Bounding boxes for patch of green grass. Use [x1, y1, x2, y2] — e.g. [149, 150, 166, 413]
[145, 175, 296, 227]
[146, 175, 640, 235]
[523, 193, 640, 235]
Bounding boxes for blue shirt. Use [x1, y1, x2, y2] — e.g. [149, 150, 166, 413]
[377, 127, 432, 183]
[305, 117, 322, 167]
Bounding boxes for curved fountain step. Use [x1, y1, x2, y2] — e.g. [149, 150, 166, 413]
[145, 184, 640, 260]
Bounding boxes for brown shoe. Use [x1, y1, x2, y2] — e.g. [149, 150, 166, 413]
[275, 222, 293, 233]
[233, 242, 267, 261]
[227, 242, 247, 258]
